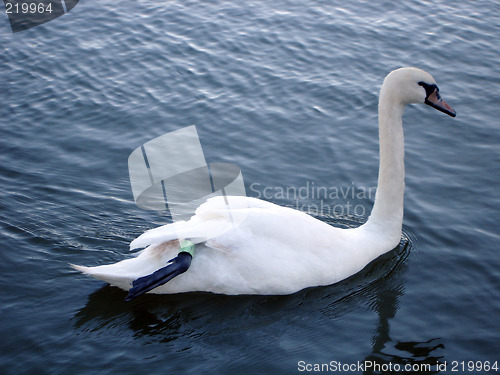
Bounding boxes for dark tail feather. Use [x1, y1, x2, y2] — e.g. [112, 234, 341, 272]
[125, 252, 192, 301]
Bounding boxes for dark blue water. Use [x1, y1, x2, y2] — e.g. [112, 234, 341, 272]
[1, 1, 499, 374]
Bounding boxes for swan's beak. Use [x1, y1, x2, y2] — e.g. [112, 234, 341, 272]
[425, 87, 456, 117]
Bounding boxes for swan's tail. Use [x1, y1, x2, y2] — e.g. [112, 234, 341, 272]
[70, 241, 181, 291]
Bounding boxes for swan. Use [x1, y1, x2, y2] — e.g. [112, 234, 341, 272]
[72, 67, 456, 299]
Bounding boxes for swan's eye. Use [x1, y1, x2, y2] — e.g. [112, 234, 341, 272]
[418, 81, 439, 99]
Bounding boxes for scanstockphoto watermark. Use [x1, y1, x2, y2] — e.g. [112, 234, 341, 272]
[297, 360, 438, 373]
[250, 181, 376, 218]
[297, 360, 500, 373]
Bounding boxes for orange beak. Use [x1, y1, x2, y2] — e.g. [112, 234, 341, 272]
[425, 87, 456, 117]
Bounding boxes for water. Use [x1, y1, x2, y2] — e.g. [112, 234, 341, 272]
[1, 0, 499, 373]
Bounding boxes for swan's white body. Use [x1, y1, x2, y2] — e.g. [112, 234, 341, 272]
[73, 67, 454, 295]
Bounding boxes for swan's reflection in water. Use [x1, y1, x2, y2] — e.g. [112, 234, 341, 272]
[73, 227, 444, 370]
[363, 238, 444, 374]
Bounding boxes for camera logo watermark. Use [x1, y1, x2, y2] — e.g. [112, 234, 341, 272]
[128, 125, 247, 236]
[3, 0, 79, 33]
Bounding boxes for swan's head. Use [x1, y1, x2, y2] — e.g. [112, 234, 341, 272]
[383, 67, 456, 117]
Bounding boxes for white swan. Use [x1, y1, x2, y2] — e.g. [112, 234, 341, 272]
[72, 67, 455, 297]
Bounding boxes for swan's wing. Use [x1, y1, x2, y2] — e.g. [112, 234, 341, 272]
[129, 217, 232, 249]
[130, 196, 279, 250]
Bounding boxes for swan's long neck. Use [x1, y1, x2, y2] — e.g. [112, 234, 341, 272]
[365, 83, 405, 241]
